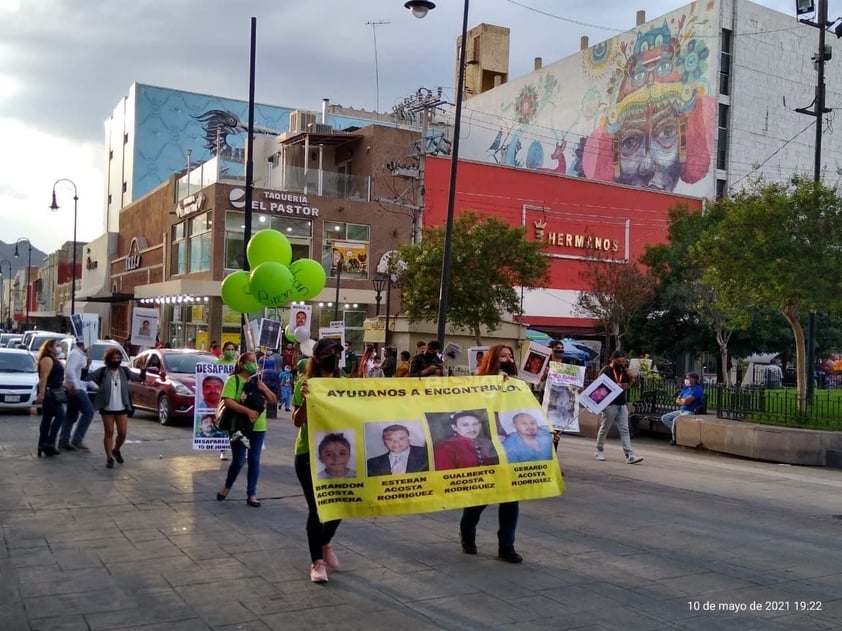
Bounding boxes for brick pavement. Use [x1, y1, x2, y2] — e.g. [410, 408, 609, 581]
[1, 408, 841, 630]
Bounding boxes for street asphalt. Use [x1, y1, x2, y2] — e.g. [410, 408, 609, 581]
[1, 407, 841, 630]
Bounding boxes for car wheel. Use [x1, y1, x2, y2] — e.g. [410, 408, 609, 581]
[157, 395, 170, 425]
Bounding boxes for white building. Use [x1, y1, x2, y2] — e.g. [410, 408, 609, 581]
[455, 0, 842, 200]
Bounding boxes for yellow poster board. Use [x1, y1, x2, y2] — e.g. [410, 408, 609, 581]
[306, 376, 565, 521]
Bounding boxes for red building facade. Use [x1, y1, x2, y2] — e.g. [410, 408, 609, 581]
[423, 157, 704, 336]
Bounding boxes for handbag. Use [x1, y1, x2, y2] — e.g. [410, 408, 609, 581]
[213, 400, 240, 432]
[49, 388, 68, 404]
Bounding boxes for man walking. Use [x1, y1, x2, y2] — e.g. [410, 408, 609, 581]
[594, 350, 643, 464]
[59, 338, 94, 451]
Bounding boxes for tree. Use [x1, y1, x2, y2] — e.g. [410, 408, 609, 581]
[575, 248, 655, 354]
[693, 178, 842, 408]
[640, 205, 748, 385]
[395, 211, 550, 343]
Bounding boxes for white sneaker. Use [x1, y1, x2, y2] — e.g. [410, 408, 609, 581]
[310, 560, 328, 583]
[594, 450, 606, 461]
[219, 450, 229, 461]
[626, 454, 644, 465]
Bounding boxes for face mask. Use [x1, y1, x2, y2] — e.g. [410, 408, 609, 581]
[499, 361, 517, 376]
[107, 360, 121, 368]
[320, 354, 338, 374]
[223, 350, 236, 360]
[684, 379, 691, 387]
[243, 363, 258, 375]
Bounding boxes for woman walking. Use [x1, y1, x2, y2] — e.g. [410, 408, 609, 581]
[460, 344, 524, 563]
[35, 339, 67, 457]
[291, 337, 344, 583]
[91, 348, 133, 468]
[216, 351, 277, 507]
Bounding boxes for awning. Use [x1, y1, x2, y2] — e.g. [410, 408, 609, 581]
[77, 292, 134, 303]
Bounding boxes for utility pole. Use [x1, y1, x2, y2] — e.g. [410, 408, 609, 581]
[386, 87, 447, 243]
[796, 0, 836, 398]
[366, 20, 391, 113]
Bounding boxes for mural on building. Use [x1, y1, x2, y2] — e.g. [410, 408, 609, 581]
[461, 1, 717, 196]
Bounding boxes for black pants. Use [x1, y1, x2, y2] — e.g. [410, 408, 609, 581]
[294, 453, 342, 563]
[460, 501, 519, 548]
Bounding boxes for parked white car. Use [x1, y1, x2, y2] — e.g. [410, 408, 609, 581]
[0, 348, 38, 411]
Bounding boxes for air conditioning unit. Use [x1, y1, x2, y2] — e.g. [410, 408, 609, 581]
[289, 110, 318, 134]
[313, 123, 333, 134]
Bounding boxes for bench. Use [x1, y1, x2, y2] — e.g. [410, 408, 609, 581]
[629, 389, 706, 437]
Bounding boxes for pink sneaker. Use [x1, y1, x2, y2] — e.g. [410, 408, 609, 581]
[310, 560, 328, 583]
[322, 543, 339, 569]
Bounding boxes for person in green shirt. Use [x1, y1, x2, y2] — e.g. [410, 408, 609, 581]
[216, 341, 238, 460]
[216, 351, 277, 507]
[292, 337, 344, 583]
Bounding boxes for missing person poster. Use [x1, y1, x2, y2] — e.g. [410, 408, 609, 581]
[306, 376, 565, 521]
[192, 361, 235, 450]
[578, 373, 623, 414]
[130, 307, 159, 347]
[543, 362, 584, 433]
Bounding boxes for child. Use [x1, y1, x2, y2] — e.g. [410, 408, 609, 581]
[279, 365, 294, 412]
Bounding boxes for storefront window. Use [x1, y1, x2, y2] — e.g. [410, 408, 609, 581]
[322, 221, 370, 280]
[189, 212, 212, 272]
[172, 223, 186, 275]
[224, 211, 312, 272]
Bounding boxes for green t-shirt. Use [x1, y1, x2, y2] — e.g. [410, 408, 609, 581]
[222, 373, 267, 432]
[292, 375, 309, 455]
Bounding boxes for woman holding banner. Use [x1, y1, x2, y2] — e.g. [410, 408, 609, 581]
[291, 338, 345, 583]
[459, 344, 524, 564]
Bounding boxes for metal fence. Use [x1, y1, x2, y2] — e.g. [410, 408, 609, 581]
[626, 376, 842, 430]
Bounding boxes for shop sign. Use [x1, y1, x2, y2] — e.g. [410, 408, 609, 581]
[176, 192, 207, 218]
[533, 220, 619, 253]
[229, 187, 320, 217]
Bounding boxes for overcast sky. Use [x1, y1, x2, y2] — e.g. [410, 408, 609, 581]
[0, 0, 795, 253]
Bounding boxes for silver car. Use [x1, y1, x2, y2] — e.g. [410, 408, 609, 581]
[0, 348, 38, 411]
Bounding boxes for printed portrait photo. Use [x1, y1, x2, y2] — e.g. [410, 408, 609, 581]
[496, 409, 555, 463]
[428, 409, 499, 471]
[364, 420, 429, 477]
[314, 430, 358, 480]
[195, 373, 225, 412]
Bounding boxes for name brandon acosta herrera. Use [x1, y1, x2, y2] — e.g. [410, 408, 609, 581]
[443, 469, 496, 494]
[315, 482, 364, 504]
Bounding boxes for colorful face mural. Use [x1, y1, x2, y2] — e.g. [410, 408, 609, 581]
[461, 1, 717, 196]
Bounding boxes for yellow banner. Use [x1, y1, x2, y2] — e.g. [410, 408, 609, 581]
[307, 376, 565, 521]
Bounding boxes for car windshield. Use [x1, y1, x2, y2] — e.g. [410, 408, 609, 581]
[0, 353, 36, 373]
[90, 343, 128, 362]
[30, 335, 63, 351]
[163, 353, 215, 374]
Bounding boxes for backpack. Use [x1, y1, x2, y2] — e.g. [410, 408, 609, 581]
[213, 375, 243, 432]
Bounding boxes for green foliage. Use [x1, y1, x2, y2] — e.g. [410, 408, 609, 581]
[395, 211, 550, 340]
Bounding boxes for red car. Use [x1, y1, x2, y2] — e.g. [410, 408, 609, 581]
[128, 349, 217, 425]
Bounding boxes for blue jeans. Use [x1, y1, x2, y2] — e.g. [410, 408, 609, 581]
[461, 501, 519, 547]
[59, 389, 94, 446]
[661, 409, 690, 438]
[223, 430, 265, 497]
[596, 404, 633, 456]
[280, 386, 292, 410]
[39, 390, 66, 449]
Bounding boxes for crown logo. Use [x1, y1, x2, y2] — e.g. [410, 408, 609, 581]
[534, 220, 547, 242]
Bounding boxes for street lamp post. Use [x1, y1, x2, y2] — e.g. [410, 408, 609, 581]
[404, 0, 469, 346]
[49, 178, 79, 317]
[0, 259, 11, 329]
[372, 274, 386, 316]
[14, 239, 32, 329]
[333, 250, 344, 321]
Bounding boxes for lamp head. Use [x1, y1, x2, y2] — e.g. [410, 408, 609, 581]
[13, 243, 19, 258]
[49, 191, 59, 211]
[404, 0, 435, 19]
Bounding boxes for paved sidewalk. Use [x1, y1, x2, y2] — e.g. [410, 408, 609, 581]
[1, 408, 841, 630]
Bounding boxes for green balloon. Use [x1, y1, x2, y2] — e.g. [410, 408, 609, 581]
[285, 325, 297, 343]
[250, 261, 294, 307]
[220, 271, 264, 313]
[288, 258, 327, 301]
[247, 229, 292, 268]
